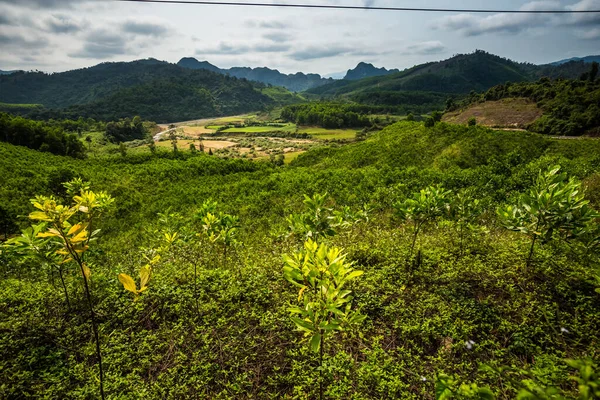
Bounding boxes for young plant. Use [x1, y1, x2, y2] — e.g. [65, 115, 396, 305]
[28, 181, 114, 400]
[4, 223, 73, 309]
[497, 165, 599, 267]
[118, 263, 153, 301]
[448, 189, 484, 256]
[283, 240, 366, 399]
[286, 193, 337, 241]
[394, 186, 451, 260]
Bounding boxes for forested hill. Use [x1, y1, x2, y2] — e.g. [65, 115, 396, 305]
[306, 51, 592, 104]
[445, 67, 600, 136]
[0, 59, 291, 122]
[177, 57, 333, 92]
[343, 62, 399, 80]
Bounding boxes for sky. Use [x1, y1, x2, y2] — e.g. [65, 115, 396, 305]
[0, 0, 599, 77]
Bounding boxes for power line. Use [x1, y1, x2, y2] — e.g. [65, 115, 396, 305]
[114, 0, 600, 13]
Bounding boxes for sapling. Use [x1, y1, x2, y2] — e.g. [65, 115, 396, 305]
[283, 240, 366, 399]
[394, 186, 451, 261]
[448, 189, 483, 256]
[28, 181, 114, 400]
[497, 165, 599, 267]
[4, 223, 72, 310]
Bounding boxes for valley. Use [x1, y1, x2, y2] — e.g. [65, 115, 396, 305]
[1, 31, 600, 400]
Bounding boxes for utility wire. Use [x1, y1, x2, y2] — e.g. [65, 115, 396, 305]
[114, 0, 600, 13]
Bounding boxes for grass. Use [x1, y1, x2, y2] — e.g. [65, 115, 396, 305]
[284, 151, 305, 164]
[222, 124, 296, 133]
[299, 127, 358, 140]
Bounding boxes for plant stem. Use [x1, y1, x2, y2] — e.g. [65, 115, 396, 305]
[527, 235, 537, 268]
[320, 331, 324, 400]
[60, 227, 105, 400]
[57, 265, 71, 311]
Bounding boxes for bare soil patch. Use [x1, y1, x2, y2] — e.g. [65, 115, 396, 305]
[443, 98, 543, 129]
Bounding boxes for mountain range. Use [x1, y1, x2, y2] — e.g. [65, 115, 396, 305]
[1, 51, 596, 122]
[305, 50, 593, 103]
[550, 55, 600, 65]
[177, 57, 333, 92]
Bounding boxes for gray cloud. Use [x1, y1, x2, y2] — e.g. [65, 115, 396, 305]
[403, 41, 446, 55]
[43, 14, 82, 33]
[263, 32, 293, 43]
[196, 42, 250, 55]
[245, 19, 288, 29]
[0, 30, 49, 49]
[0, 0, 93, 8]
[69, 28, 128, 58]
[565, 0, 600, 26]
[289, 44, 379, 61]
[196, 41, 292, 55]
[436, 1, 561, 36]
[253, 43, 291, 53]
[121, 19, 171, 37]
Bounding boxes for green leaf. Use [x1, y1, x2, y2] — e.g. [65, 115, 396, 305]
[309, 333, 321, 353]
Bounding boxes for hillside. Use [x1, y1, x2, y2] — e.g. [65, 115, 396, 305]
[343, 62, 399, 80]
[551, 55, 600, 65]
[2, 122, 600, 398]
[177, 57, 333, 92]
[306, 51, 591, 109]
[0, 59, 302, 122]
[442, 98, 543, 129]
[446, 69, 600, 136]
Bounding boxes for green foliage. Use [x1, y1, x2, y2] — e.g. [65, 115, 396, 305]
[1, 120, 600, 398]
[0, 61, 278, 123]
[281, 102, 373, 128]
[459, 70, 600, 135]
[395, 185, 451, 257]
[467, 117, 477, 126]
[0, 112, 85, 158]
[497, 165, 599, 265]
[283, 240, 366, 353]
[105, 116, 146, 143]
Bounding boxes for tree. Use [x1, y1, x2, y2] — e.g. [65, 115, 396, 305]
[283, 240, 366, 400]
[119, 142, 127, 157]
[406, 113, 415, 122]
[467, 117, 477, 126]
[497, 165, 599, 267]
[395, 186, 451, 261]
[590, 61, 599, 83]
[28, 180, 114, 400]
[85, 135, 92, 151]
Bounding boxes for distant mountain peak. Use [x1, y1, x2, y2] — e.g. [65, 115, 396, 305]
[344, 62, 399, 80]
[176, 57, 332, 92]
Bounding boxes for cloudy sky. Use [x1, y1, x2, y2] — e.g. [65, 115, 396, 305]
[0, 0, 599, 76]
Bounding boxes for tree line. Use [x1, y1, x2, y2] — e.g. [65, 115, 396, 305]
[0, 112, 86, 158]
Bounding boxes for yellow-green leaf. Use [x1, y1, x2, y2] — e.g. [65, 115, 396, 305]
[67, 223, 84, 236]
[29, 211, 51, 221]
[139, 264, 151, 289]
[82, 264, 91, 280]
[118, 273, 137, 293]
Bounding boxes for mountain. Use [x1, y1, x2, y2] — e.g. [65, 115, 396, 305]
[550, 55, 600, 65]
[306, 50, 592, 109]
[0, 70, 20, 75]
[177, 57, 333, 92]
[177, 57, 221, 73]
[0, 59, 298, 122]
[343, 62, 399, 80]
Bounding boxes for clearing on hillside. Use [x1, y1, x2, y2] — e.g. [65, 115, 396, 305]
[443, 98, 543, 129]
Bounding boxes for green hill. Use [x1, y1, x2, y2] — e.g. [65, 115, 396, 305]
[2, 120, 600, 398]
[306, 51, 591, 110]
[0, 59, 301, 123]
[446, 67, 600, 136]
